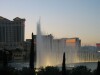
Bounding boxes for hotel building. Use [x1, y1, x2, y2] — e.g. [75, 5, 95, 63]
[0, 16, 25, 61]
[0, 16, 25, 49]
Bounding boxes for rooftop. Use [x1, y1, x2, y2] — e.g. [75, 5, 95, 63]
[0, 16, 25, 21]
[0, 16, 10, 21]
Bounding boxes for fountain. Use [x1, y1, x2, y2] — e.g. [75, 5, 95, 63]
[36, 19, 98, 70]
[36, 19, 79, 68]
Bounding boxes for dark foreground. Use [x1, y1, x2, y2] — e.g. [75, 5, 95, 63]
[0, 65, 99, 75]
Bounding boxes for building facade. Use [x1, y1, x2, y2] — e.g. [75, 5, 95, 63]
[0, 16, 25, 49]
[0, 16, 25, 62]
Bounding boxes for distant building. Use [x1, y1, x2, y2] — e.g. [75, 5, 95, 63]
[0, 16, 25, 62]
[66, 38, 81, 47]
[12, 49, 26, 62]
[0, 16, 25, 49]
[96, 43, 100, 60]
[96, 43, 100, 50]
[0, 16, 25, 43]
[25, 35, 36, 60]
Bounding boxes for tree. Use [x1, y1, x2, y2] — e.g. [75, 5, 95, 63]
[62, 52, 66, 75]
[3, 49, 8, 67]
[37, 66, 60, 75]
[71, 66, 91, 75]
[21, 67, 34, 75]
[92, 69, 96, 75]
[29, 33, 36, 75]
[96, 61, 100, 75]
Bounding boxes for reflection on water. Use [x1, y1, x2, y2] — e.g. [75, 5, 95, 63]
[9, 62, 97, 70]
[67, 62, 97, 71]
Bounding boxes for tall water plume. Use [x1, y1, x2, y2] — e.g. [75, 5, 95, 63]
[36, 19, 60, 68]
[36, 19, 42, 68]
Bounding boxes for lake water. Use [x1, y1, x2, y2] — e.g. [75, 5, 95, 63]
[9, 62, 97, 71]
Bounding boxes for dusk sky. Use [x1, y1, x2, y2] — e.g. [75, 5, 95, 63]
[0, 0, 100, 46]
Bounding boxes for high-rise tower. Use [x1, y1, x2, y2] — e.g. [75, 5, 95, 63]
[0, 16, 25, 43]
[0, 16, 25, 48]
